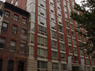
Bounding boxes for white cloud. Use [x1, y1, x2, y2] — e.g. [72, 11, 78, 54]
[75, 0, 83, 5]
[0, 0, 5, 2]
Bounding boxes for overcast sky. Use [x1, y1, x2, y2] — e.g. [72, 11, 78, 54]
[75, 0, 83, 5]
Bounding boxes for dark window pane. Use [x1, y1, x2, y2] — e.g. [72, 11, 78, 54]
[0, 59, 3, 71]
[12, 26, 18, 34]
[0, 38, 5, 49]
[7, 60, 14, 71]
[18, 62, 24, 71]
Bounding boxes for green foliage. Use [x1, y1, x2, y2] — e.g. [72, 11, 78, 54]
[71, 0, 95, 57]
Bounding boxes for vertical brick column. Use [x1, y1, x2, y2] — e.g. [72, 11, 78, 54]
[48, 61, 52, 71]
[46, 0, 52, 60]
[27, 58, 37, 71]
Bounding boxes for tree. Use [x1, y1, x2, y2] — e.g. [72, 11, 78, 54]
[71, 0, 95, 58]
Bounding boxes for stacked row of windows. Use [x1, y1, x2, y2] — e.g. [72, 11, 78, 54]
[37, 61, 67, 71]
[30, 45, 66, 61]
[5, 11, 27, 24]
[0, 37, 26, 54]
[2, 22, 26, 34]
[0, 59, 24, 71]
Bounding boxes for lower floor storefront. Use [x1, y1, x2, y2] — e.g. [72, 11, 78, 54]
[27, 57, 95, 71]
[0, 51, 27, 71]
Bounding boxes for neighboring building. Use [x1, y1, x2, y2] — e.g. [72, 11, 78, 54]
[6, 0, 26, 10]
[26, 0, 95, 71]
[0, 2, 29, 71]
[0, 1, 4, 34]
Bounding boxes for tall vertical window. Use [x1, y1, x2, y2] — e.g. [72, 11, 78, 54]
[52, 51, 58, 60]
[21, 28, 26, 34]
[4, 11, 10, 17]
[2, 22, 8, 31]
[18, 62, 24, 71]
[7, 60, 14, 71]
[37, 61, 47, 71]
[61, 53, 66, 61]
[0, 59, 3, 71]
[0, 37, 6, 49]
[14, 15, 19, 21]
[22, 18, 27, 24]
[12, 25, 18, 34]
[10, 41, 16, 51]
[20, 43, 25, 54]
[52, 63, 58, 71]
[61, 64, 67, 71]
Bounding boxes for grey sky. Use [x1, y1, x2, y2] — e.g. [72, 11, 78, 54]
[0, 0, 5, 2]
[75, 0, 83, 5]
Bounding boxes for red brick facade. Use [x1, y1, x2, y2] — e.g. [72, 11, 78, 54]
[6, 0, 26, 10]
[0, 2, 29, 71]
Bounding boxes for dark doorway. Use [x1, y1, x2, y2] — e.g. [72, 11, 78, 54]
[0, 59, 3, 71]
[18, 62, 24, 71]
[72, 66, 80, 71]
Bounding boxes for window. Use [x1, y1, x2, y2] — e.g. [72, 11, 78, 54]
[31, 34, 34, 43]
[0, 37, 6, 49]
[2, 22, 8, 31]
[60, 43, 65, 50]
[0, 59, 2, 71]
[61, 53, 66, 61]
[69, 46, 72, 53]
[51, 31, 57, 39]
[38, 25, 47, 36]
[73, 39, 76, 45]
[87, 67, 90, 71]
[58, 25, 63, 32]
[67, 29, 70, 35]
[22, 18, 27, 24]
[21, 28, 26, 34]
[61, 64, 67, 71]
[12, 25, 18, 34]
[38, 48, 47, 58]
[68, 37, 71, 44]
[75, 56, 78, 63]
[51, 40, 57, 49]
[59, 33, 64, 41]
[37, 61, 47, 71]
[10, 41, 16, 51]
[52, 51, 58, 60]
[37, 36, 47, 46]
[14, 15, 19, 21]
[7, 60, 14, 71]
[38, 16, 46, 27]
[18, 62, 24, 71]
[52, 63, 58, 71]
[74, 47, 77, 54]
[20, 43, 25, 54]
[86, 59, 89, 65]
[4, 11, 10, 17]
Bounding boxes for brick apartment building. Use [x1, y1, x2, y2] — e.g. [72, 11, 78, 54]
[0, 1, 29, 71]
[2, 0, 95, 71]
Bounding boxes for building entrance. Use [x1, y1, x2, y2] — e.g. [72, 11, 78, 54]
[72, 66, 80, 71]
